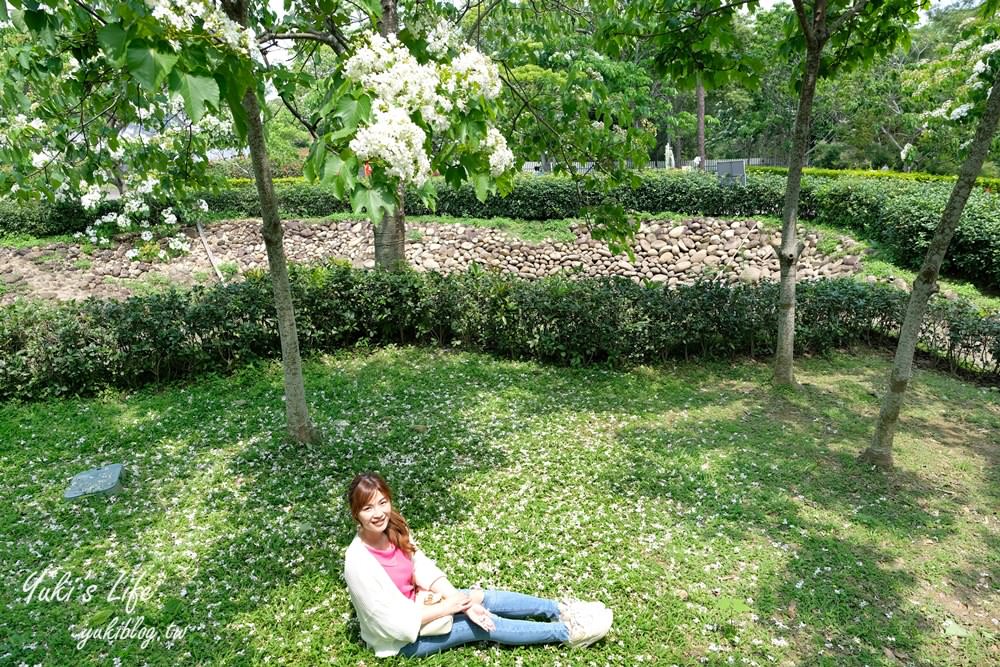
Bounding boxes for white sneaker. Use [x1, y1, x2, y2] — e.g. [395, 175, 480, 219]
[558, 598, 608, 624]
[564, 604, 613, 648]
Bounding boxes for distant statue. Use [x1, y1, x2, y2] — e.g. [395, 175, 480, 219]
[665, 144, 675, 169]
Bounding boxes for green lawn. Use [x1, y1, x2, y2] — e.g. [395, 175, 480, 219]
[1, 347, 997, 666]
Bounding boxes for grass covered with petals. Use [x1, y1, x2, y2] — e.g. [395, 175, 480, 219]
[1, 347, 997, 666]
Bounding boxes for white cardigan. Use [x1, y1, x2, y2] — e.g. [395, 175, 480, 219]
[343, 533, 448, 657]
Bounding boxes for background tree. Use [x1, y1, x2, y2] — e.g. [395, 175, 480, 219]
[0, 0, 522, 442]
[769, 0, 926, 386]
[860, 13, 1000, 470]
[473, 0, 659, 253]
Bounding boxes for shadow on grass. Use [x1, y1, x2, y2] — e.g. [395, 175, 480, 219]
[0, 351, 522, 665]
[1, 347, 995, 666]
[600, 370, 974, 665]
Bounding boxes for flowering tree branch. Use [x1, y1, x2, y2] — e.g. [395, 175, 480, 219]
[259, 30, 347, 55]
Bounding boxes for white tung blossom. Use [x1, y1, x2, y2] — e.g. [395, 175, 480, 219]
[349, 106, 431, 185]
[161, 207, 178, 226]
[145, 0, 262, 62]
[426, 19, 457, 57]
[950, 103, 973, 121]
[900, 143, 913, 162]
[344, 33, 448, 130]
[484, 127, 514, 176]
[444, 45, 503, 102]
[926, 100, 952, 119]
[980, 40, 1000, 57]
[80, 183, 103, 210]
[342, 30, 511, 185]
[168, 234, 191, 252]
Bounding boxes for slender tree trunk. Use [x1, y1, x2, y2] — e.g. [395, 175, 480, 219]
[696, 74, 706, 168]
[372, 0, 408, 270]
[773, 46, 821, 386]
[224, 0, 317, 443]
[674, 94, 684, 165]
[374, 184, 407, 268]
[242, 91, 318, 442]
[860, 78, 1000, 470]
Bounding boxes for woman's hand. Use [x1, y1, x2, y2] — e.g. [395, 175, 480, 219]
[465, 602, 495, 632]
[420, 591, 473, 625]
[442, 592, 474, 615]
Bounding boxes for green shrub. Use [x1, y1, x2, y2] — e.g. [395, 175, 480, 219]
[749, 165, 1000, 189]
[810, 177, 1000, 285]
[2, 265, 997, 402]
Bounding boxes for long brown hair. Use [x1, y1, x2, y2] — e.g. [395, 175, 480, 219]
[347, 472, 416, 557]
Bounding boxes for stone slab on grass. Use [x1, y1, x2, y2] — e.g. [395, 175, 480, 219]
[63, 463, 124, 501]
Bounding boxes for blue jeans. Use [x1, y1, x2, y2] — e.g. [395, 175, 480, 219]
[398, 590, 569, 658]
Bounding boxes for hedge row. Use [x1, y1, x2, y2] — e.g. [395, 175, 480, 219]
[2, 264, 997, 401]
[749, 165, 1000, 189]
[5, 169, 1000, 287]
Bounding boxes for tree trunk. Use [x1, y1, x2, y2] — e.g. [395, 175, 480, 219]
[373, 0, 407, 270]
[860, 78, 1000, 470]
[242, 91, 318, 442]
[224, 0, 317, 444]
[773, 45, 821, 387]
[674, 94, 683, 166]
[696, 74, 706, 168]
[379, 0, 398, 35]
[374, 184, 407, 269]
[541, 152, 553, 173]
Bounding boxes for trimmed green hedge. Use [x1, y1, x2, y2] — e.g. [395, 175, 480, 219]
[750, 165, 1000, 189]
[2, 264, 997, 401]
[808, 178, 1000, 286]
[5, 169, 1000, 287]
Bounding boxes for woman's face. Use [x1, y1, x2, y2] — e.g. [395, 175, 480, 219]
[357, 490, 391, 535]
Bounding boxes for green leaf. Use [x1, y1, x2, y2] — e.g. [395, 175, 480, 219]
[351, 185, 395, 224]
[942, 619, 971, 638]
[126, 43, 179, 91]
[161, 597, 184, 620]
[472, 172, 491, 202]
[175, 73, 219, 122]
[0, 3, 8, 22]
[87, 608, 114, 627]
[417, 180, 438, 212]
[333, 95, 371, 133]
[97, 23, 128, 63]
[321, 152, 356, 199]
[443, 164, 466, 188]
[715, 597, 752, 613]
[22, 9, 51, 32]
[357, 0, 382, 21]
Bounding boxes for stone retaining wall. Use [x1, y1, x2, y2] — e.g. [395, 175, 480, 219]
[0, 217, 864, 304]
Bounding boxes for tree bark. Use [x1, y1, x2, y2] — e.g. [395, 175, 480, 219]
[773, 45, 821, 387]
[860, 77, 1000, 470]
[224, 0, 317, 443]
[379, 0, 398, 36]
[374, 183, 407, 269]
[373, 0, 408, 270]
[696, 73, 706, 168]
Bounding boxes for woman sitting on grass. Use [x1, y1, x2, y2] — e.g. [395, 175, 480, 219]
[343, 472, 613, 658]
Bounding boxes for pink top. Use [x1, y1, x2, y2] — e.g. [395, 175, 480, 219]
[366, 542, 416, 601]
